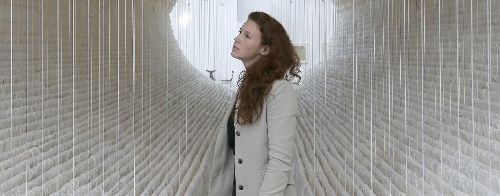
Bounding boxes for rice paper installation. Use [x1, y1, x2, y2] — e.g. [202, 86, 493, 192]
[1, 0, 499, 195]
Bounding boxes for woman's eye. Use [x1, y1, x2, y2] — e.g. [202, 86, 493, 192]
[245, 34, 250, 38]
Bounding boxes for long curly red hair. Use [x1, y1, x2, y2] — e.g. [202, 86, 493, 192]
[235, 12, 301, 125]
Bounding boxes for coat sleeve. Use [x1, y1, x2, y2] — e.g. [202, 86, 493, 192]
[259, 80, 298, 196]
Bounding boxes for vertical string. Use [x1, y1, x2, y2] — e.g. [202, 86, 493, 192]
[25, 0, 29, 193]
[141, 0, 145, 172]
[117, 0, 121, 187]
[106, 1, 110, 186]
[351, 0, 356, 193]
[190, 1, 194, 76]
[438, 0, 444, 194]
[374, 0, 379, 191]
[486, 0, 492, 190]
[342, 0, 348, 189]
[361, 3, 365, 179]
[149, 4, 153, 187]
[208, 1, 212, 71]
[41, 0, 45, 194]
[56, 0, 61, 190]
[122, 0, 128, 191]
[323, 2, 328, 185]
[132, 0, 137, 194]
[67, 1, 71, 192]
[166, 0, 170, 187]
[184, 0, 189, 188]
[404, 0, 408, 193]
[398, 0, 402, 88]
[420, 0, 426, 192]
[469, 0, 475, 194]
[177, 1, 182, 189]
[204, 1, 208, 77]
[455, 0, 461, 178]
[9, 1, 13, 180]
[369, 0, 374, 191]
[221, 0, 225, 80]
[203, 1, 206, 78]
[390, 0, 394, 192]
[87, 0, 92, 193]
[98, 0, 103, 194]
[222, 1, 226, 81]
[213, 1, 217, 79]
[309, 0, 317, 194]
[381, 0, 385, 155]
[72, 0, 76, 193]
[107, 0, 110, 127]
[194, 1, 197, 73]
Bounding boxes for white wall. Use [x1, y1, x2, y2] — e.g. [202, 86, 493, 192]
[0, 0, 231, 195]
[295, 0, 500, 195]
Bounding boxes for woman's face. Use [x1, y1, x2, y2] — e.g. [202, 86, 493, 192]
[231, 20, 268, 68]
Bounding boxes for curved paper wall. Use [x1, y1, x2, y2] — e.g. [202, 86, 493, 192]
[1, 0, 499, 195]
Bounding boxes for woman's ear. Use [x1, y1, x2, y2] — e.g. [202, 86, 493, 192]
[260, 45, 270, 56]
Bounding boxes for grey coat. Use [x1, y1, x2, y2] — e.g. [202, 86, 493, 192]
[209, 80, 298, 196]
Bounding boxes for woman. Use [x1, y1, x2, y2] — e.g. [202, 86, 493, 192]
[209, 11, 301, 196]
